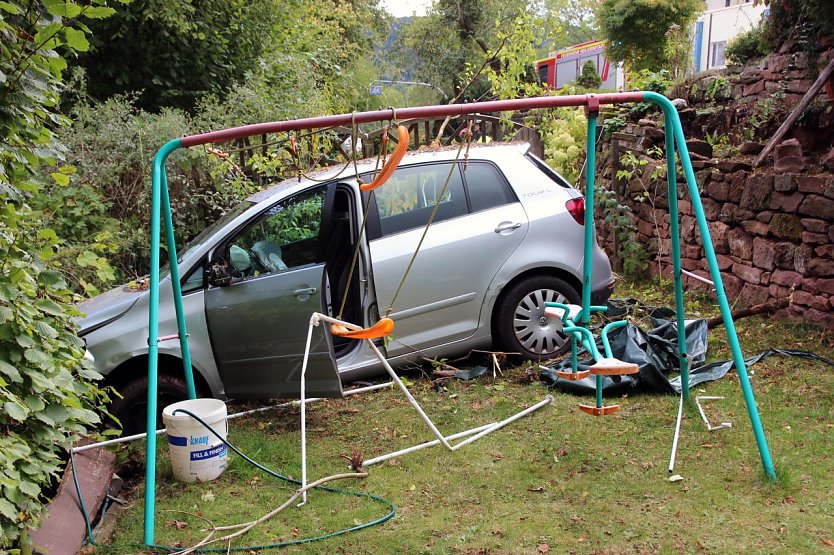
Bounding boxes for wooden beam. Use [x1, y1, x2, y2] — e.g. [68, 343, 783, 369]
[754, 58, 834, 167]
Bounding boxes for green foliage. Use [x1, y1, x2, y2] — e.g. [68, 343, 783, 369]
[540, 0, 598, 54]
[602, 113, 627, 135]
[76, 0, 278, 112]
[264, 192, 323, 244]
[760, 0, 834, 73]
[608, 148, 670, 275]
[74, 0, 387, 113]
[704, 129, 738, 158]
[705, 76, 730, 101]
[744, 90, 786, 141]
[0, 0, 116, 547]
[394, 0, 535, 100]
[663, 22, 692, 81]
[484, 15, 546, 100]
[538, 103, 587, 184]
[58, 95, 258, 281]
[47, 0, 382, 286]
[575, 60, 602, 89]
[626, 69, 672, 117]
[726, 25, 767, 66]
[596, 0, 703, 71]
[29, 165, 120, 296]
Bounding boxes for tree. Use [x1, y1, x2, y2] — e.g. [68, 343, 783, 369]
[540, 0, 598, 55]
[75, 0, 279, 111]
[393, 0, 536, 100]
[0, 0, 113, 548]
[576, 59, 602, 88]
[596, 0, 703, 71]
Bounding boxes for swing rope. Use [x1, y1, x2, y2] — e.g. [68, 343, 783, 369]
[335, 120, 393, 321]
[383, 119, 474, 318]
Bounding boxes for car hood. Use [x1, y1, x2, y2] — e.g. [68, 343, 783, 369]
[76, 283, 145, 336]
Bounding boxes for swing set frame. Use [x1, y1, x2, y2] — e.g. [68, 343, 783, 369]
[142, 91, 776, 547]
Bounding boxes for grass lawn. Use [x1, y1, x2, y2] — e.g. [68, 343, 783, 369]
[94, 279, 834, 554]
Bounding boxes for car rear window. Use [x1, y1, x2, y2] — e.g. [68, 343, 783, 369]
[524, 153, 572, 188]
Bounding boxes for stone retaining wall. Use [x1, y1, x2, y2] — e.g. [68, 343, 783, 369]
[597, 48, 834, 330]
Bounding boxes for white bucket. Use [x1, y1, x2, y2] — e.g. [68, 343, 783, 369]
[162, 398, 229, 483]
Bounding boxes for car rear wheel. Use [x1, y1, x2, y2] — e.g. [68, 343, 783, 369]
[112, 374, 191, 436]
[495, 275, 581, 360]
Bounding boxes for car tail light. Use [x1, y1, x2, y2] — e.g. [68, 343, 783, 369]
[566, 197, 585, 225]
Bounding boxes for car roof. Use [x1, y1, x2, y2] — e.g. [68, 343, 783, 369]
[246, 141, 532, 204]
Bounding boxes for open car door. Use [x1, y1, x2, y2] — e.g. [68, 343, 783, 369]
[204, 183, 343, 399]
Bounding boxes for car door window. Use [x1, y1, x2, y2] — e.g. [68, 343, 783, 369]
[226, 186, 325, 277]
[372, 163, 467, 237]
[463, 162, 517, 212]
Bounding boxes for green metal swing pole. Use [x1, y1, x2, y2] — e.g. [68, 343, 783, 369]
[663, 117, 691, 401]
[582, 99, 603, 409]
[160, 159, 198, 400]
[144, 137, 185, 545]
[644, 91, 776, 481]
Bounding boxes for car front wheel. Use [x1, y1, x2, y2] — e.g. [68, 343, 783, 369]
[112, 374, 191, 436]
[495, 275, 581, 360]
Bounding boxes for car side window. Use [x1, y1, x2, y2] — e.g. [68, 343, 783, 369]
[463, 162, 517, 212]
[373, 163, 467, 237]
[181, 264, 204, 293]
[226, 186, 325, 277]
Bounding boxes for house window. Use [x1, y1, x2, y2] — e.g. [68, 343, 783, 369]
[711, 41, 726, 68]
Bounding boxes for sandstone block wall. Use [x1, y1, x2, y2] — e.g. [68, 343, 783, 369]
[597, 49, 833, 330]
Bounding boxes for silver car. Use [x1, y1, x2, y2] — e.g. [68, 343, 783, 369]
[78, 142, 614, 432]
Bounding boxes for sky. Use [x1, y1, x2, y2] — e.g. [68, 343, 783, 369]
[380, 0, 432, 18]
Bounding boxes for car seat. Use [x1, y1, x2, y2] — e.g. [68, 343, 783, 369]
[252, 240, 288, 272]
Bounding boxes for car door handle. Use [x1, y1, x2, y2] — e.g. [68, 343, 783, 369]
[494, 221, 522, 233]
[293, 287, 317, 296]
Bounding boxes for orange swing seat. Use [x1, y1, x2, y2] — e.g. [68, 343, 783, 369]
[329, 317, 395, 339]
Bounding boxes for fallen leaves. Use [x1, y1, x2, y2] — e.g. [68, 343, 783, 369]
[487, 450, 504, 461]
[538, 543, 550, 553]
[171, 519, 187, 530]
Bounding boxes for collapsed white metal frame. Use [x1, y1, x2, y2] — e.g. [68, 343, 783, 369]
[298, 312, 553, 503]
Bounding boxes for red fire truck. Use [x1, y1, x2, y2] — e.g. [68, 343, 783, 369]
[535, 40, 624, 90]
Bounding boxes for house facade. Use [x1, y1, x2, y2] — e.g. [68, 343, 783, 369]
[693, 0, 769, 71]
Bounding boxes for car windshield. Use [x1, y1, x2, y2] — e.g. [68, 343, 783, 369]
[177, 201, 253, 262]
[158, 201, 254, 278]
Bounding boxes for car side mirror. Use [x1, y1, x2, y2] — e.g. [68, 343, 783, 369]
[206, 260, 233, 287]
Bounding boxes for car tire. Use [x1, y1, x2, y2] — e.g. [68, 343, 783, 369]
[112, 374, 191, 436]
[495, 275, 581, 361]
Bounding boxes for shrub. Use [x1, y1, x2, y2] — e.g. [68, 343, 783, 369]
[56, 96, 258, 282]
[0, 1, 116, 548]
[726, 25, 767, 66]
[576, 60, 602, 89]
[538, 105, 588, 184]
